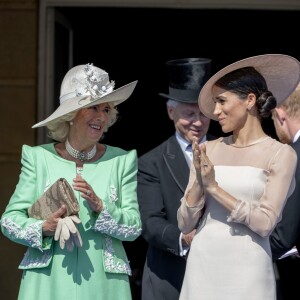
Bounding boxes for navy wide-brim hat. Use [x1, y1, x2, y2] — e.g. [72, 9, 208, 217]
[159, 57, 212, 103]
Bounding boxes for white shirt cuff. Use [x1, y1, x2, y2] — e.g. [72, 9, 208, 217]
[179, 232, 190, 256]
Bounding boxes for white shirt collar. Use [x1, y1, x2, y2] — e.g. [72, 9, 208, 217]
[175, 132, 207, 151]
[176, 132, 190, 152]
[293, 129, 300, 143]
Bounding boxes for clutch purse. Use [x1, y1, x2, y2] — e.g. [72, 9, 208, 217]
[28, 178, 80, 220]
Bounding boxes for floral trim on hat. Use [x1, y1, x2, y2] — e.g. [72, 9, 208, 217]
[75, 63, 115, 100]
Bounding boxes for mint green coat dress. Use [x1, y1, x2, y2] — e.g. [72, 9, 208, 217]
[1, 143, 142, 300]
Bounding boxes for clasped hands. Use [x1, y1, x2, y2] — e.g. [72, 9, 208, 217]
[43, 175, 102, 251]
[54, 174, 102, 251]
[192, 137, 217, 190]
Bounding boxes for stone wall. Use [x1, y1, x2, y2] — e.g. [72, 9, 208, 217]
[0, 1, 37, 298]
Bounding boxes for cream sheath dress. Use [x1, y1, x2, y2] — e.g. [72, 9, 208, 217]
[178, 136, 297, 300]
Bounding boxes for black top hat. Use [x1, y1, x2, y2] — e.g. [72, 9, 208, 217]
[159, 57, 212, 103]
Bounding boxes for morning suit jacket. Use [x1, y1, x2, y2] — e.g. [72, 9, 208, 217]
[137, 134, 215, 300]
[270, 137, 300, 259]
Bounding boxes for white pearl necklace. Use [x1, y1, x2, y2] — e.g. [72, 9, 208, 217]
[65, 139, 97, 162]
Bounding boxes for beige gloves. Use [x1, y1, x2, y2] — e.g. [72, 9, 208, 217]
[54, 215, 82, 252]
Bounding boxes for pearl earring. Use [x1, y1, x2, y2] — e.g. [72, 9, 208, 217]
[70, 121, 73, 126]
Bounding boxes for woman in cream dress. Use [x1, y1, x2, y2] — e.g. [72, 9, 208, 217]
[177, 54, 300, 300]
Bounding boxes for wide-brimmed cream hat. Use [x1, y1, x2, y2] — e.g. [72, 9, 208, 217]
[32, 63, 138, 128]
[199, 54, 300, 120]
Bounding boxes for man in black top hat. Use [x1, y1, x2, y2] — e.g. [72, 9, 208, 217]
[137, 57, 214, 300]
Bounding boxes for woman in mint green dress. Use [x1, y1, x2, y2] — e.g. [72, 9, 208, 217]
[1, 63, 141, 300]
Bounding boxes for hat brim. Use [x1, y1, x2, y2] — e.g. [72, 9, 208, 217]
[199, 54, 300, 120]
[158, 92, 198, 103]
[32, 80, 138, 128]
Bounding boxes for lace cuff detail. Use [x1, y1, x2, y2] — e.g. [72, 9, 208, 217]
[93, 208, 141, 238]
[1, 217, 43, 251]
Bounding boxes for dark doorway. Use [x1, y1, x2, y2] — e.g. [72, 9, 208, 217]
[55, 7, 300, 153]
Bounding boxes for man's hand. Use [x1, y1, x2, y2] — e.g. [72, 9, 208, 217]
[182, 229, 196, 247]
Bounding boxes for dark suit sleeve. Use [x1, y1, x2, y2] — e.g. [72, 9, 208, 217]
[270, 142, 300, 260]
[137, 153, 182, 256]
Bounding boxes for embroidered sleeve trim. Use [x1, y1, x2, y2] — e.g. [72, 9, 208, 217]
[19, 248, 52, 269]
[93, 208, 141, 238]
[1, 217, 44, 251]
[103, 235, 132, 275]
